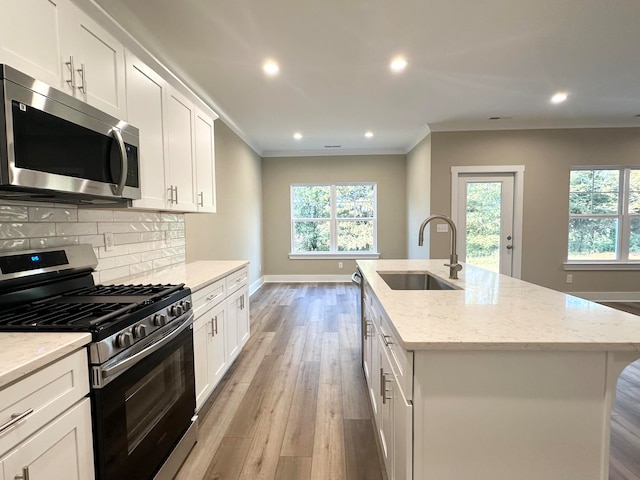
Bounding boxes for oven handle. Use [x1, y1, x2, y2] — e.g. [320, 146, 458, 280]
[101, 312, 193, 382]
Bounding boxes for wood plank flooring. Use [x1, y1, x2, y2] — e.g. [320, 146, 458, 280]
[175, 283, 385, 480]
[175, 285, 640, 480]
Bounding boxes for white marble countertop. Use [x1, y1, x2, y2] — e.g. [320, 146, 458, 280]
[0, 332, 91, 389]
[357, 259, 640, 351]
[111, 260, 249, 291]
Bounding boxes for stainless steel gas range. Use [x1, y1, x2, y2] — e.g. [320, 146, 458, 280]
[0, 244, 197, 480]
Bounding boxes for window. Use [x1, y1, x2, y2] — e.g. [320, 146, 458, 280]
[568, 167, 640, 263]
[291, 183, 377, 255]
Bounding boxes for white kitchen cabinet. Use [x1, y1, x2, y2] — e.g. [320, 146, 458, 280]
[58, 1, 126, 118]
[0, 0, 65, 88]
[192, 266, 250, 411]
[194, 107, 217, 212]
[0, 398, 94, 480]
[0, 349, 94, 480]
[165, 87, 198, 212]
[126, 50, 170, 210]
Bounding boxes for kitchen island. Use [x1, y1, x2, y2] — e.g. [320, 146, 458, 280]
[357, 259, 640, 480]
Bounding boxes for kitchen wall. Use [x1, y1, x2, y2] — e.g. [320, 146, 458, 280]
[429, 127, 640, 292]
[0, 202, 185, 283]
[185, 121, 263, 289]
[261, 154, 407, 277]
[407, 133, 432, 259]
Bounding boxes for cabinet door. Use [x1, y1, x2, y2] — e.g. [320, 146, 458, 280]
[237, 287, 250, 348]
[379, 339, 394, 479]
[194, 107, 217, 213]
[59, 1, 126, 118]
[0, 0, 64, 87]
[226, 289, 242, 363]
[0, 398, 94, 480]
[165, 87, 197, 212]
[392, 386, 413, 480]
[193, 314, 212, 411]
[126, 52, 170, 210]
[208, 300, 227, 387]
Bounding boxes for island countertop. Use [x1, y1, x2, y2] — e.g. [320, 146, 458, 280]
[357, 259, 640, 351]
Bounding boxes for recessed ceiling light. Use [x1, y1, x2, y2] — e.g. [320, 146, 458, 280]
[390, 57, 408, 73]
[550, 92, 568, 104]
[365, 131, 374, 138]
[262, 60, 280, 76]
[293, 132, 302, 140]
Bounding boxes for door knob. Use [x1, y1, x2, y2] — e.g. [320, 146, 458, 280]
[506, 245, 513, 250]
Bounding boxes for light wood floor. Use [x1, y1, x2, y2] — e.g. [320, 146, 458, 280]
[175, 284, 640, 480]
[176, 282, 385, 480]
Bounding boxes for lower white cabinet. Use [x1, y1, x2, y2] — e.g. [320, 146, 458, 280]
[192, 266, 250, 411]
[0, 349, 94, 480]
[0, 398, 94, 480]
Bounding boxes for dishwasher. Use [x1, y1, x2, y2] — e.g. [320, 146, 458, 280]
[351, 267, 365, 367]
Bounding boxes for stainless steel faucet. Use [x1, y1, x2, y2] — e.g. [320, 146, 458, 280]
[418, 214, 463, 280]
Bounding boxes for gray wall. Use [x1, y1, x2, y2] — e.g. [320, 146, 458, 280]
[429, 128, 640, 292]
[406, 134, 432, 259]
[262, 154, 407, 276]
[185, 121, 263, 286]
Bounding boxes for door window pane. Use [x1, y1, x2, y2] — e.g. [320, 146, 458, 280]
[465, 182, 501, 272]
[568, 218, 618, 260]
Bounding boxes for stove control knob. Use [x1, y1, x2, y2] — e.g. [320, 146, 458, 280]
[115, 331, 133, 349]
[182, 300, 192, 311]
[133, 324, 147, 339]
[171, 304, 184, 317]
[153, 314, 168, 327]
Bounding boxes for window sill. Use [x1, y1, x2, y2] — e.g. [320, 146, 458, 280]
[289, 252, 381, 260]
[563, 261, 640, 271]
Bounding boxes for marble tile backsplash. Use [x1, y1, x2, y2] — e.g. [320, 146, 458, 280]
[0, 202, 186, 284]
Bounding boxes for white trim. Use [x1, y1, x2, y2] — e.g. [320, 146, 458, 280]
[249, 277, 265, 296]
[264, 274, 353, 283]
[262, 147, 405, 158]
[289, 253, 380, 260]
[564, 261, 640, 271]
[451, 165, 525, 279]
[569, 291, 640, 302]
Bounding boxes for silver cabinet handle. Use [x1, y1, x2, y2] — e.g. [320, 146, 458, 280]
[174, 185, 178, 203]
[209, 318, 214, 337]
[14, 467, 30, 480]
[214, 315, 218, 335]
[65, 56, 76, 90]
[382, 334, 394, 346]
[111, 128, 127, 196]
[0, 409, 34, 434]
[198, 192, 204, 207]
[77, 63, 86, 94]
[381, 370, 392, 404]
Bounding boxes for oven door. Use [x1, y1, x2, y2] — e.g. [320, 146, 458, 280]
[91, 313, 195, 480]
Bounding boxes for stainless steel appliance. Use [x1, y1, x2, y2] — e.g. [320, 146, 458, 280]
[0, 64, 140, 206]
[0, 245, 196, 480]
[351, 268, 364, 366]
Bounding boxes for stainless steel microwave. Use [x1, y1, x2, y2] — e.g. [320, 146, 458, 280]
[0, 64, 140, 206]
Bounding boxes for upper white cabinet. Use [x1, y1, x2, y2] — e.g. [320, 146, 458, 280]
[166, 87, 198, 212]
[194, 107, 217, 213]
[0, 0, 126, 119]
[126, 51, 170, 211]
[0, 0, 64, 87]
[58, 1, 127, 118]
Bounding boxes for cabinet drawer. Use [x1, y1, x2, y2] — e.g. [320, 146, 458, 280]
[193, 278, 226, 314]
[226, 266, 248, 296]
[0, 349, 89, 456]
[378, 314, 413, 401]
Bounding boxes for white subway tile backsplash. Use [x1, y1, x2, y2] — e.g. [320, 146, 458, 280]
[29, 207, 77, 222]
[0, 205, 28, 221]
[0, 202, 186, 281]
[56, 222, 98, 236]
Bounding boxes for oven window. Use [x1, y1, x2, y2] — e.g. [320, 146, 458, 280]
[125, 348, 185, 453]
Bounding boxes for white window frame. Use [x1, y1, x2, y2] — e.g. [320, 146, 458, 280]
[565, 166, 640, 270]
[289, 183, 380, 259]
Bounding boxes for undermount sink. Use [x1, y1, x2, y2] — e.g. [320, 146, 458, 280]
[378, 272, 460, 291]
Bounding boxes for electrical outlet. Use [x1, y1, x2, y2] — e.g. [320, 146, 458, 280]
[338, 261, 343, 269]
[566, 274, 573, 284]
[104, 232, 114, 252]
[436, 223, 449, 233]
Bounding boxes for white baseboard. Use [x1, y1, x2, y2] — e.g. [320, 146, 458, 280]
[263, 274, 353, 283]
[249, 277, 265, 297]
[568, 291, 640, 302]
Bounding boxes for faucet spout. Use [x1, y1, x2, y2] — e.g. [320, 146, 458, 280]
[418, 214, 463, 280]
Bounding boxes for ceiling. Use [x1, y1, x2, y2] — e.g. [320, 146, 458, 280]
[94, 0, 640, 157]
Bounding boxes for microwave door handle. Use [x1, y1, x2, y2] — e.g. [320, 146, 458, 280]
[111, 128, 128, 196]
